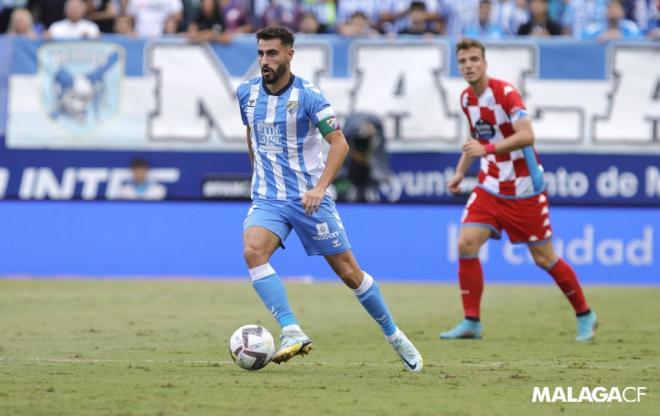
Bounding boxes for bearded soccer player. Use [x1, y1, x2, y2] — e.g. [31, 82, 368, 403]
[440, 38, 598, 342]
[236, 26, 423, 371]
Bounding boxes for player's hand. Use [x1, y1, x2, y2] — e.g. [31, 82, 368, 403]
[302, 187, 324, 216]
[463, 139, 487, 158]
[447, 173, 464, 195]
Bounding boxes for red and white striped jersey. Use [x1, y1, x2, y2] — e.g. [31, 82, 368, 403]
[460, 77, 545, 199]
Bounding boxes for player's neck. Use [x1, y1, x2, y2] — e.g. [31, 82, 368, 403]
[264, 71, 293, 95]
[470, 75, 489, 97]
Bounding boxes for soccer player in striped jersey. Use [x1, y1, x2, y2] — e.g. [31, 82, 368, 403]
[236, 26, 422, 372]
[440, 38, 598, 342]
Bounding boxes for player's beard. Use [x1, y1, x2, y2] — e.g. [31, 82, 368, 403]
[262, 64, 287, 85]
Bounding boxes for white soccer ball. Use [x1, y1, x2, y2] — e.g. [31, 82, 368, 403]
[229, 325, 275, 371]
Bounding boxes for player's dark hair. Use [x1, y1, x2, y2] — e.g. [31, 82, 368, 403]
[256, 25, 295, 48]
[456, 38, 486, 59]
[130, 157, 149, 169]
[410, 1, 427, 12]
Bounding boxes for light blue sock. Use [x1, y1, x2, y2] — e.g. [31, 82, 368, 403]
[354, 272, 397, 337]
[250, 264, 297, 328]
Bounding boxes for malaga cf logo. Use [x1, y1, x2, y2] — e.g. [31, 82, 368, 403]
[38, 42, 123, 134]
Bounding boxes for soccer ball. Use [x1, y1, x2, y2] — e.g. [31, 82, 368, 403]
[229, 325, 275, 371]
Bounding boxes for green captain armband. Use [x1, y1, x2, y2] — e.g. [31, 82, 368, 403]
[317, 116, 339, 136]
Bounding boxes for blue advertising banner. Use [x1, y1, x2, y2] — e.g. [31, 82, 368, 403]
[0, 35, 658, 204]
[0, 202, 656, 284]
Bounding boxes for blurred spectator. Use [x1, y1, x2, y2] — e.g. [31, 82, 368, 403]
[0, 0, 29, 33]
[462, 0, 505, 38]
[626, 0, 658, 33]
[260, 0, 300, 30]
[517, 0, 562, 36]
[186, 0, 232, 42]
[398, 1, 439, 35]
[163, 13, 179, 33]
[379, 0, 438, 34]
[180, 0, 201, 30]
[85, 0, 117, 33]
[113, 13, 135, 35]
[125, 0, 183, 38]
[301, 0, 336, 31]
[34, 0, 68, 29]
[437, 0, 480, 37]
[119, 158, 166, 200]
[546, 0, 565, 21]
[297, 11, 323, 33]
[335, 113, 391, 203]
[47, 0, 100, 39]
[582, 0, 641, 40]
[491, 0, 529, 35]
[336, 0, 381, 27]
[647, 0, 659, 38]
[561, 0, 609, 37]
[7, 7, 38, 38]
[338, 10, 379, 36]
[219, 0, 251, 33]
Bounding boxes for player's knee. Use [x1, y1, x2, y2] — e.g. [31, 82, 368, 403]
[532, 252, 556, 269]
[336, 265, 362, 289]
[242, 243, 268, 265]
[458, 237, 480, 257]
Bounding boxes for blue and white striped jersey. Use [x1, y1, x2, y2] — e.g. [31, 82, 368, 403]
[236, 75, 338, 201]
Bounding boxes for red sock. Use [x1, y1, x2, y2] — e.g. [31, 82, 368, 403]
[547, 258, 589, 314]
[458, 258, 484, 319]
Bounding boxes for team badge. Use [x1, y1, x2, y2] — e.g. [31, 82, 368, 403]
[38, 42, 123, 134]
[286, 101, 298, 114]
[474, 118, 496, 140]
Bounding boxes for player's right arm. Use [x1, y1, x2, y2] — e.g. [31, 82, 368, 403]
[448, 151, 477, 195]
[450, 91, 477, 195]
[246, 126, 254, 171]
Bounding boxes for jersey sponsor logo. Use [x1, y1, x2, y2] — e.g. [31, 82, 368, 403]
[474, 118, 496, 140]
[313, 222, 340, 240]
[255, 122, 283, 153]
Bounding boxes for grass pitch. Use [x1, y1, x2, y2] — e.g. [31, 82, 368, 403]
[0, 279, 658, 416]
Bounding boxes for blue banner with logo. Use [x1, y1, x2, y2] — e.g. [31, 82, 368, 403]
[0, 35, 658, 204]
[0, 202, 656, 284]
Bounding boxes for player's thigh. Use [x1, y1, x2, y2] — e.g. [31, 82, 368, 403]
[457, 226, 491, 256]
[243, 201, 292, 258]
[499, 193, 553, 245]
[461, 187, 503, 243]
[289, 196, 352, 256]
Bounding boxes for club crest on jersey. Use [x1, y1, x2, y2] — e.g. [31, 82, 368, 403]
[474, 118, 496, 140]
[39, 42, 123, 134]
[286, 101, 298, 114]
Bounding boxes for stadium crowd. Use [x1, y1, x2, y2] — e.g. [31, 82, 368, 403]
[0, 0, 658, 41]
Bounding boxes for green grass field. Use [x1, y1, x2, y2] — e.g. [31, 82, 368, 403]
[0, 279, 658, 416]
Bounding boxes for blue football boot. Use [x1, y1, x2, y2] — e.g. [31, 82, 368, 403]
[439, 318, 482, 339]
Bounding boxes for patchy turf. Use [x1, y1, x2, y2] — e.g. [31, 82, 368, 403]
[0, 279, 658, 415]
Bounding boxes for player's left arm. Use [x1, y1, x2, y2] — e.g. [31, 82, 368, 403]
[492, 116, 535, 154]
[463, 116, 534, 157]
[301, 129, 349, 215]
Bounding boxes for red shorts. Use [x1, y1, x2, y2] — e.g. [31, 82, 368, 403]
[461, 187, 553, 245]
